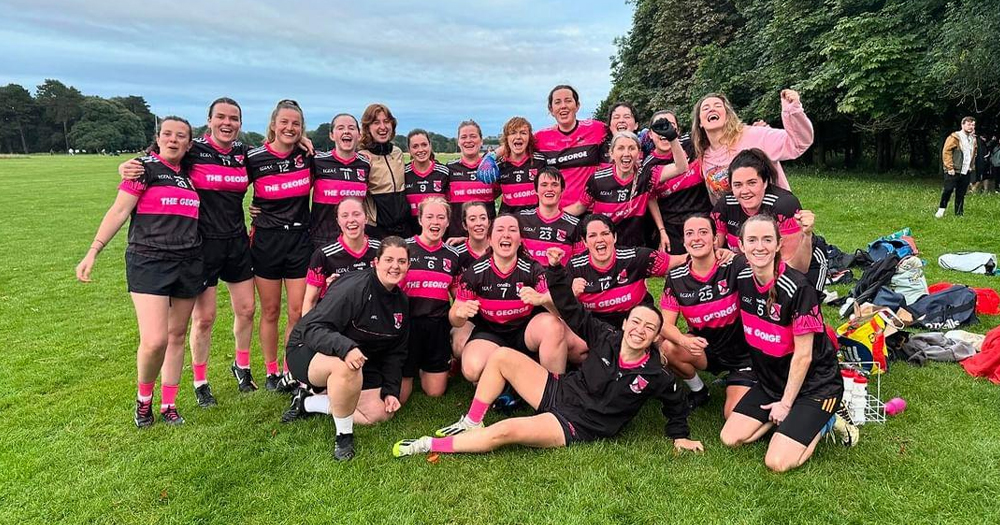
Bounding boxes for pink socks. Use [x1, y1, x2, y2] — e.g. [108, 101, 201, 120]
[192, 362, 208, 386]
[235, 349, 251, 369]
[137, 381, 155, 402]
[265, 360, 279, 376]
[467, 398, 489, 425]
[431, 436, 455, 453]
[160, 384, 178, 411]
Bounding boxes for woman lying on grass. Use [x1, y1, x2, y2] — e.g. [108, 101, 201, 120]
[392, 247, 702, 457]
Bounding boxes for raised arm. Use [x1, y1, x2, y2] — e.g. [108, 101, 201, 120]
[543, 248, 612, 342]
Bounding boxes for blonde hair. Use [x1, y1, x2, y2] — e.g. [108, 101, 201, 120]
[266, 99, 305, 143]
[417, 196, 451, 222]
[690, 93, 744, 158]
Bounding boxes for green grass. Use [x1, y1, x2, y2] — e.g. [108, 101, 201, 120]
[2, 156, 1000, 524]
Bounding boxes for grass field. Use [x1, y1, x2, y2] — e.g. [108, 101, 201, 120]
[2, 155, 1000, 524]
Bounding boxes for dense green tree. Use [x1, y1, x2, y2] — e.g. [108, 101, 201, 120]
[111, 96, 157, 140]
[310, 123, 334, 151]
[35, 79, 84, 151]
[68, 97, 146, 152]
[0, 84, 38, 154]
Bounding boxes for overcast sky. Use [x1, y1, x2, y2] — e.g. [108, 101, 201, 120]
[1, 0, 633, 137]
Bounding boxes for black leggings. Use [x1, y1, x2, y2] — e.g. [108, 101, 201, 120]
[939, 172, 970, 215]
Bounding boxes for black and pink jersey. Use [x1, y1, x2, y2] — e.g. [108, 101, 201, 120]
[712, 186, 802, 251]
[456, 255, 547, 334]
[517, 207, 582, 266]
[120, 153, 201, 260]
[646, 155, 712, 226]
[580, 164, 655, 224]
[246, 143, 312, 230]
[404, 161, 449, 217]
[446, 157, 498, 237]
[567, 247, 669, 318]
[187, 135, 250, 239]
[311, 151, 370, 244]
[661, 258, 749, 370]
[535, 119, 609, 208]
[401, 236, 463, 319]
[456, 240, 487, 272]
[305, 236, 380, 298]
[734, 259, 841, 399]
[497, 154, 545, 210]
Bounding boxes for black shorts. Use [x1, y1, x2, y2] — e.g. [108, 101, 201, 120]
[662, 222, 687, 256]
[403, 317, 452, 377]
[537, 374, 598, 446]
[250, 227, 311, 280]
[704, 343, 756, 387]
[202, 235, 253, 287]
[468, 324, 531, 354]
[733, 384, 842, 447]
[286, 342, 386, 392]
[125, 251, 205, 298]
[498, 203, 531, 215]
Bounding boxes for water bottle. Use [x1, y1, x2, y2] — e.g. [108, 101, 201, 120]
[852, 376, 869, 425]
[840, 370, 856, 411]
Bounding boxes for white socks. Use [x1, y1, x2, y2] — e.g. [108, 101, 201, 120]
[684, 375, 705, 392]
[934, 208, 945, 218]
[333, 415, 354, 436]
[304, 394, 330, 414]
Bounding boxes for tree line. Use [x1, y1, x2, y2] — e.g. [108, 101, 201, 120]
[598, 0, 1000, 172]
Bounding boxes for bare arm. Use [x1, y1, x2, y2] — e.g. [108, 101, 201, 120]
[656, 138, 691, 183]
[647, 202, 669, 253]
[76, 190, 139, 281]
[302, 285, 322, 315]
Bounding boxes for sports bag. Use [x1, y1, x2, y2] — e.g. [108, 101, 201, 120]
[938, 252, 997, 275]
[867, 237, 917, 262]
[890, 255, 928, 305]
[905, 285, 978, 330]
[849, 253, 902, 307]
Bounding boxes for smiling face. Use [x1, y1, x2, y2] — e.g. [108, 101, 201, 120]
[683, 216, 715, 259]
[506, 124, 531, 158]
[330, 115, 358, 155]
[271, 108, 302, 147]
[584, 219, 616, 265]
[622, 306, 661, 350]
[208, 103, 241, 146]
[536, 172, 563, 208]
[611, 136, 640, 175]
[408, 133, 431, 164]
[156, 119, 192, 165]
[489, 215, 521, 259]
[699, 96, 727, 132]
[369, 110, 393, 144]
[730, 166, 767, 213]
[549, 88, 580, 129]
[336, 199, 366, 242]
[418, 201, 448, 243]
[464, 203, 490, 242]
[739, 219, 781, 271]
[458, 124, 483, 160]
[375, 246, 410, 288]
[610, 105, 638, 133]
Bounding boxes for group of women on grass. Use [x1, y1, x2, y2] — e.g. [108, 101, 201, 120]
[76, 82, 856, 471]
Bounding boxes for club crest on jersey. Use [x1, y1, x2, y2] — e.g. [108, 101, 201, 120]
[629, 375, 649, 394]
[717, 279, 729, 295]
[617, 269, 629, 284]
[442, 258, 452, 272]
[556, 229, 567, 242]
[393, 313, 403, 329]
[515, 282, 524, 293]
[357, 169, 366, 182]
[234, 154, 245, 164]
[433, 180, 443, 192]
[294, 155, 305, 169]
[769, 303, 782, 321]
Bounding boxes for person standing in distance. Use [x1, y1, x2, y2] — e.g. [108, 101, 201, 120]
[937, 117, 978, 217]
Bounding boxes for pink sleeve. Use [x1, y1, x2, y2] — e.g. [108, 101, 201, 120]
[648, 251, 670, 277]
[306, 267, 327, 289]
[778, 217, 801, 237]
[739, 100, 813, 187]
[119, 179, 147, 196]
[660, 289, 680, 312]
[455, 281, 477, 301]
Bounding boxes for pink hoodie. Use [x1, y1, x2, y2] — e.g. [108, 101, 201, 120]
[701, 98, 814, 203]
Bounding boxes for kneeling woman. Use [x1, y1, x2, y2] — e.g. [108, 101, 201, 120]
[76, 117, 202, 427]
[449, 214, 575, 383]
[393, 247, 702, 456]
[284, 237, 411, 461]
[719, 215, 852, 473]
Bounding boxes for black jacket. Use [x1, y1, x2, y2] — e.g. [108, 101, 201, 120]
[546, 264, 691, 439]
[289, 269, 409, 399]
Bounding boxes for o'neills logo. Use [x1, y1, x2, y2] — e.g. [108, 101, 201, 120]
[393, 313, 403, 329]
[630, 375, 648, 394]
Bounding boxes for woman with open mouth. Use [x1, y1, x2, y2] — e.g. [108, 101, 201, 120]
[448, 214, 580, 386]
[565, 130, 687, 248]
[117, 98, 261, 405]
[446, 120, 498, 239]
[691, 90, 813, 203]
[78, 117, 203, 427]
[711, 148, 828, 292]
[283, 236, 411, 461]
[300, 198, 380, 316]
[645, 110, 712, 256]
[403, 129, 450, 232]
[246, 99, 314, 393]
[310, 113, 369, 251]
[535, 85, 609, 208]
[392, 246, 701, 458]
[397, 197, 464, 402]
[496, 116, 546, 214]
[517, 167, 583, 267]
[720, 214, 856, 472]
[360, 103, 410, 239]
